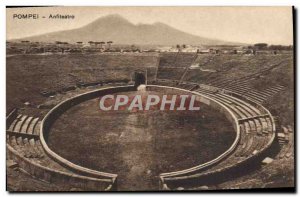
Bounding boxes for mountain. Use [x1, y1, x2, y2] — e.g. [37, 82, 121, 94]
[13, 14, 239, 45]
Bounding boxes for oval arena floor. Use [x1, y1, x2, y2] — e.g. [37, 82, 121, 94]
[47, 91, 235, 190]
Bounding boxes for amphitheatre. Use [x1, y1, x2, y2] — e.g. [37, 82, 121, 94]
[6, 50, 294, 191]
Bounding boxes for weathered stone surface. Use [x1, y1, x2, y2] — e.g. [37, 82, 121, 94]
[7, 159, 18, 169]
[262, 157, 274, 165]
[198, 185, 209, 190]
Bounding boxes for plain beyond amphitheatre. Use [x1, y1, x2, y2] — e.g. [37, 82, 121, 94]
[6, 8, 294, 192]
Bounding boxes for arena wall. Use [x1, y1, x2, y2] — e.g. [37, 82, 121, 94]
[40, 86, 137, 181]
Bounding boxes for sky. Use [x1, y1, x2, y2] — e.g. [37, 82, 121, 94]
[6, 6, 293, 45]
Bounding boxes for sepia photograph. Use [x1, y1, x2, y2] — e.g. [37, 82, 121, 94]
[6, 6, 294, 192]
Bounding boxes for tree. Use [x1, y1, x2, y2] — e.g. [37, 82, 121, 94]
[107, 41, 113, 49]
[269, 45, 293, 51]
[100, 41, 106, 48]
[176, 44, 181, 52]
[254, 43, 268, 50]
[88, 41, 94, 46]
[94, 42, 100, 48]
[62, 42, 69, 47]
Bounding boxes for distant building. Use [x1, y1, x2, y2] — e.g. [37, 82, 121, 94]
[157, 46, 172, 52]
[199, 49, 210, 54]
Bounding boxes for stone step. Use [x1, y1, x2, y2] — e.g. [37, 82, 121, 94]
[7, 159, 19, 169]
[20, 116, 33, 133]
[7, 114, 22, 132]
[33, 121, 42, 135]
[27, 118, 39, 134]
[14, 115, 28, 133]
[262, 157, 274, 165]
[240, 134, 254, 157]
[245, 92, 268, 100]
[250, 90, 273, 98]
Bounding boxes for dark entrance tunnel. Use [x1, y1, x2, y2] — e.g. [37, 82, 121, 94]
[134, 72, 146, 87]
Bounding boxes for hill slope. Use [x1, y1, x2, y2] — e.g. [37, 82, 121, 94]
[13, 14, 238, 45]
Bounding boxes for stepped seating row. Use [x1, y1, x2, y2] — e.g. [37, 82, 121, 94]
[156, 67, 186, 80]
[215, 80, 252, 95]
[156, 53, 197, 81]
[175, 83, 199, 91]
[209, 80, 284, 104]
[8, 114, 40, 135]
[242, 85, 284, 104]
[158, 53, 178, 67]
[234, 123, 271, 157]
[183, 54, 291, 88]
[150, 79, 179, 87]
[204, 64, 264, 87]
[7, 114, 74, 169]
[160, 86, 275, 190]
[222, 80, 252, 89]
[6, 111, 116, 191]
[77, 79, 129, 88]
[216, 125, 293, 190]
[195, 88, 272, 135]
[159, 53, 197, 68]
[195, 89, 258, 118]
[40, 80, 78, 95]
[41, 79, 131, 97]
[7, 114, 43, 159]
[207, 58, 288, 91]
[209, 78, 235, 87]
[174, 54, 197, 67]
